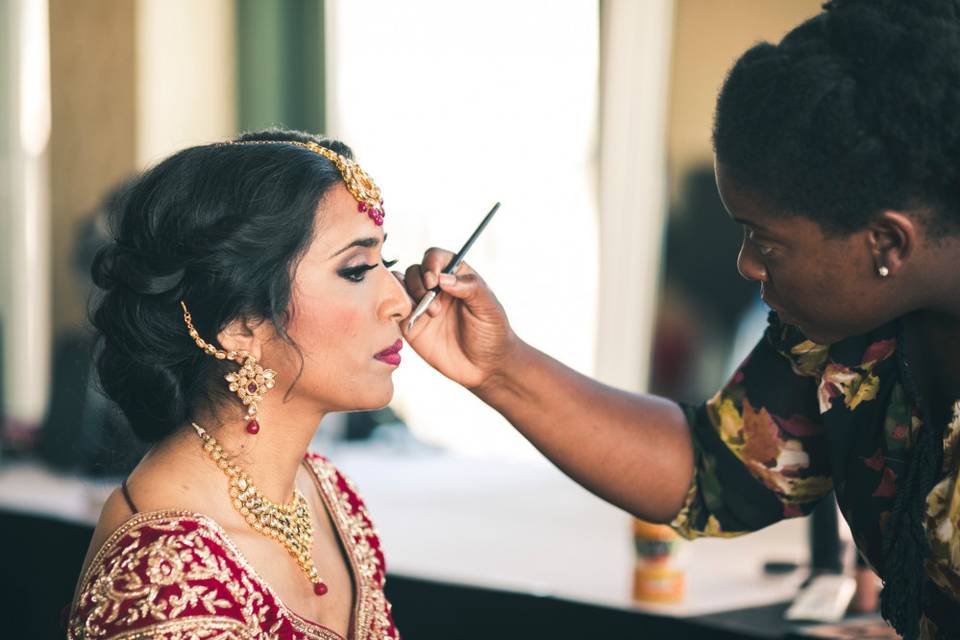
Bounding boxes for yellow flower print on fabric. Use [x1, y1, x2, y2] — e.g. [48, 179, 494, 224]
[816, 339, 894, 414]
[818, 363, 880, 414]
[707, 394, 832, 503]
[789, 340, 830, 377]
[924, 403, 960, 596]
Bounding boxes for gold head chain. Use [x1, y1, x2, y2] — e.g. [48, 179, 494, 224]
[230, 139, 386, 225]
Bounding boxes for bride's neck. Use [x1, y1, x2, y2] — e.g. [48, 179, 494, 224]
[187, 400, 325, 504]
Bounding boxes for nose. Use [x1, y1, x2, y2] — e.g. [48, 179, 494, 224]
[379, 268, 413, 323]
[737, 243, 768, 282]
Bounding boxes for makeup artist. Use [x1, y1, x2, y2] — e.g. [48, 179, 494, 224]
[401, 1, 960, 638]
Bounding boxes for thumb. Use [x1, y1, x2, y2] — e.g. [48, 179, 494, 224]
[438, 273, 483, 302]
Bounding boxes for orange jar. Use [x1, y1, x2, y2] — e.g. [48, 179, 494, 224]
[632, 518, 685, 603]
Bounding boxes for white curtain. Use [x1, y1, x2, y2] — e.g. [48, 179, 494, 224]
[326, 0, 600, 459]
[595, 0, 674, 392]
[0, 0, 52, 434]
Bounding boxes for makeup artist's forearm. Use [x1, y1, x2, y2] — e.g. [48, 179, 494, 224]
[474, 341, 694, 522]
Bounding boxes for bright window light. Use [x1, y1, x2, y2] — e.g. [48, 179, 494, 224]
[327, 0, 599, 459]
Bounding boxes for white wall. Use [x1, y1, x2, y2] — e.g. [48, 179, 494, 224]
[326, 0, 600, 459]
[136, 0, 236, 168]
[0, 0, 52, 430]
[595, 0, 674, 392]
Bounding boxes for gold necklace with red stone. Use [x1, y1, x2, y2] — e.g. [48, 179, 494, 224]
[191, 422, 328, 596]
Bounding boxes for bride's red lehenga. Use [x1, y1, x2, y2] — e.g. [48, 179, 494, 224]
[67, 454, 399, 640]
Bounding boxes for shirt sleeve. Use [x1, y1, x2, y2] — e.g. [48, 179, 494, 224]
[68, 516, 258, 640]
[671, 312, 835, 540]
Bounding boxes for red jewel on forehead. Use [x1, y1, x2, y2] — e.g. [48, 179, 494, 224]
[357, 200, 385, 226]
[291, 142, 383, 226]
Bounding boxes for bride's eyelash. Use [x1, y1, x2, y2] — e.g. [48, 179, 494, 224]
[339, 258, 399, 283]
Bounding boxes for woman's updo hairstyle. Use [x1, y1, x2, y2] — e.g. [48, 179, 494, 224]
[714, 0, 960, 235]
[90, 129, 353, 443]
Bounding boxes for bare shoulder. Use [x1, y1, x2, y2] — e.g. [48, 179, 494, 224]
[73, 487, 137, 597]
[92, 487, 135, 547]
[77, 448, 219, 580]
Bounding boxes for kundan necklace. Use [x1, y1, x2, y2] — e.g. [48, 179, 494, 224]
[192, 422, 328, 596]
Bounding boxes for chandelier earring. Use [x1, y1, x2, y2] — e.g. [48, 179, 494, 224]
[180, 302, 277, 434]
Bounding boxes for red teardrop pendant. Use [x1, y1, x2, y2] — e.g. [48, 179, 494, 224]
[314, 582, 328, 596]
[246, 419, 260, 434]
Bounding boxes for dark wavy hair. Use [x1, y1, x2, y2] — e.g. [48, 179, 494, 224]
[713, 1, 960, 636]
[715, 0, 960, 236]
[90, 129, 353, 444]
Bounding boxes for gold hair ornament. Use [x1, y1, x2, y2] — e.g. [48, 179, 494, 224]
[229, 139, 385, 225]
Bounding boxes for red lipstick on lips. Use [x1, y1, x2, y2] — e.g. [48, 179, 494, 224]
[374, 339, 403, 366]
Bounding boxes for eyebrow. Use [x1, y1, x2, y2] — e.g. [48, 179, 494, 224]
[329, 233, 387, 259]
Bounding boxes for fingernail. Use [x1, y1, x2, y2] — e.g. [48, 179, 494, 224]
[424, 272, 437, 289]
[439, 273, 456, 286]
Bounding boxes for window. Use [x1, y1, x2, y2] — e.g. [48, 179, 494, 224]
[326, 0, 599, 458]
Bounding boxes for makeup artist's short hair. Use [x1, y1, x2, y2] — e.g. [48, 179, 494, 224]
[90, 129, 353, 443]
[713, 0, 960, 236]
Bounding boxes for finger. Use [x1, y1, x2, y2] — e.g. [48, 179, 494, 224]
[401, 306, 432, 342]
[401, 314, 422, 340]
[403, 264, 427, 300]
[421, 248, 456, 277]
[421, 248, 478, 283]
[437, 272, 483, 302]
[427, 297, 443, 317]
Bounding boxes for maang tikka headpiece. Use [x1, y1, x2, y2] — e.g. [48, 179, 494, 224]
[227, 139, 386, 225]
[180, 302, 276, 434]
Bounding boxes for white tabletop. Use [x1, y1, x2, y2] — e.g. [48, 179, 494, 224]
[0, 442, 810, 618]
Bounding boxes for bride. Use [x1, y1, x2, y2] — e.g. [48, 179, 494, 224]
[68, 130, 409, 640]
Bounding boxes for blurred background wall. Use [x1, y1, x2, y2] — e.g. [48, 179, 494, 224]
[2, 3, 852, 637]
[668, 0, 824, 197]
[2, 0, 822, 453]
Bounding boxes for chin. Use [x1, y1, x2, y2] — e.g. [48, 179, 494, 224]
[352, 384, 395, 412]
[775, 313, 825, 345]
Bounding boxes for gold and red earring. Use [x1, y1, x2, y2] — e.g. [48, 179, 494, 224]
[180, 302, 277, 434]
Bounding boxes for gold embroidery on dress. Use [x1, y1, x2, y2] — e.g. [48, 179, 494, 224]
[75, 617, 249, 640]
[69, 511, 346, 640]
[305, 458, 397, 640]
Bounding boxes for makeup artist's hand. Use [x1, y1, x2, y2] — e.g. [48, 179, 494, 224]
[399, 249, 694, 524]
[400, 248, 518, 389]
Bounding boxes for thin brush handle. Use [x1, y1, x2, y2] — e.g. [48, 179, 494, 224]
[442, 202, 501, 275]
[407, 202, 501, 330]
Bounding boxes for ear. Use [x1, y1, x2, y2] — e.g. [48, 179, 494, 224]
[216, 316, 270, 361]
[867, 211, 917, 277]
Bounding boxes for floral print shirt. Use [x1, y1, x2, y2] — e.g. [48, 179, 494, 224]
[670, 312, 960, 638]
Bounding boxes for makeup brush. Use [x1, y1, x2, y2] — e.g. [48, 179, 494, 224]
[406, 202, 501, 331]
